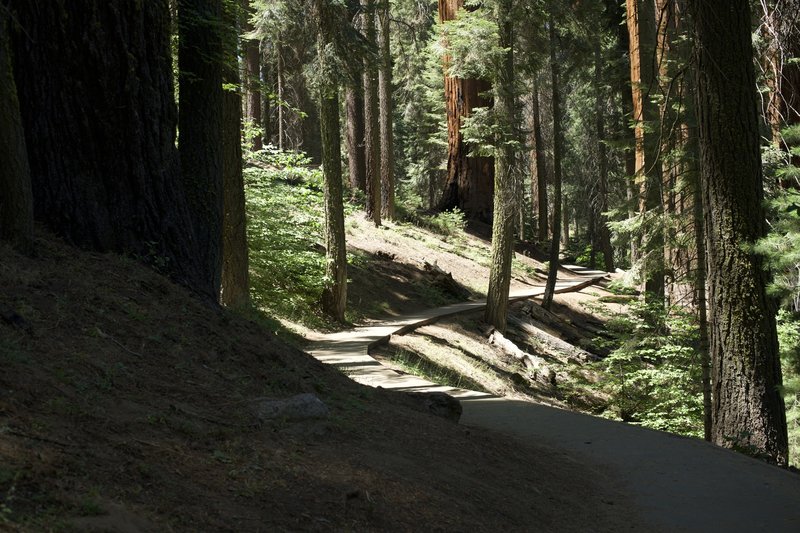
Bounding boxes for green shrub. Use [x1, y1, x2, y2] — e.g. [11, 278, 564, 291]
[593, 301, 704, 437]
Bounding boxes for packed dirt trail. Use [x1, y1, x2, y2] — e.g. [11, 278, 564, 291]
[310, 268, 800, 532]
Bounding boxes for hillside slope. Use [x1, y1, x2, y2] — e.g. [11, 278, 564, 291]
[0, 233, 642, 531]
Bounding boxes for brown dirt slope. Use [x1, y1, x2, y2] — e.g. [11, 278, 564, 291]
[0, 233, 641, 531]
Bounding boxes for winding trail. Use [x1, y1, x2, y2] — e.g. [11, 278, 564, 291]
[308, 267, 800, 532]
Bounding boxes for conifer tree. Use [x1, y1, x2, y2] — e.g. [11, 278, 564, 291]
[692, 0, 789, 465]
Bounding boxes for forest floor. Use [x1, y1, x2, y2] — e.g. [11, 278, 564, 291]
[0, 231, 644, 531]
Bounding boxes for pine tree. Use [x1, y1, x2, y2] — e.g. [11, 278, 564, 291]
[378, 0, 395, 220]
[363, 0, 382, 226]
[317, 0, 349, 321]
[692, 0, 789, 465]
[541, 9, 563, 311]
[485, 0, 516, 331]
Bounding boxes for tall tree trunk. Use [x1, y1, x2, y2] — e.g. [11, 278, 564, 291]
[542, 12, 563, 312]
[346, 86, 367, 193]
[692, 0, 788, 466]
[485, 0, 516, 332]
[10, 0, 205, 291]
[317, 0, 348, 322]
[261, 48, 273, 144]
[363, 0, 382, 226]
[531, 81, 549, 242]
[378, 0, 395, 220]
[0, 9, 33, 254]
[626, 0, 664, 297]
[277, 38, 285, 151]
[437, 0, 494, 222]
[345, 3, 366, 194]
[179, 0, 224, 298]
[594, 43, 614, 271]
[242, 0, 263, 151]
[221, 4, 249, 308]
[688, 121, 711, 442]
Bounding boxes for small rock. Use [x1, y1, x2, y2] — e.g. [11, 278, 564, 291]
[251, 393, 329, 422]
[405, 391, 462, 422]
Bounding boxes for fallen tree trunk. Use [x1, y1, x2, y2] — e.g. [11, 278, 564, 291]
[488, 330, 556, 385]
[507, 316, 600, 363]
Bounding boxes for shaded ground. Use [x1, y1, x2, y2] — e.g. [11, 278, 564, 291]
[0, 233, 643, 531]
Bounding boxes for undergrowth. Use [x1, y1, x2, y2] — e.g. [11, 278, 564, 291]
[590, 300, 704, 438]
[245, 149, 357, 331]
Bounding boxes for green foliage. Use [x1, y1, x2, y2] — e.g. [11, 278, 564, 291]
[755, 188, 800, 311]
[435, 8, 504, 80]
[593, 301, 703, 437]
[245, 151, 354, 329]
[777, 310, 800, 467]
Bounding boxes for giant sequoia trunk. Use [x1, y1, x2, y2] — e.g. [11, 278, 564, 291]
[626, 0, 664, 297]
[484, 0, 516, 332]
[10, 0, 205, 291]
[179, 0, 225, 298]
[693, 0, 789, 465]
[437, 0, 494, 223]
[0, 9, 33, 253]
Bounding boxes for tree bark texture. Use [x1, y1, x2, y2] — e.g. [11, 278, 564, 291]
[437, 0, 494, 223]
[0, 8, 33, 253]
[363, 0, 382, 226]
[378, 0, 395, 220]
[626, 0, 664, 297]
[693, 0, 788, 465]
[594, 43, 614, 272]
[346, 86, 367, 193]
[10, 0, 206, 291]
[242, 0, 263, 151]
[484, 0, 516, 332]
[531, 82, 549, 242]
[542, 14, 563, 312]
[221, 5, 250, 308]
[179, 0, 225, 298]
[317, 0, 348, 322]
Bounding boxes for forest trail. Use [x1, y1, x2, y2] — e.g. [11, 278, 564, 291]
[309, 267, 604, 398]
[309, 267, 800, 532]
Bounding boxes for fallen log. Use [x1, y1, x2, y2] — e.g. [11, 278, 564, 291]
[488, 330, 556, 385]
[507, 316, 600, 363]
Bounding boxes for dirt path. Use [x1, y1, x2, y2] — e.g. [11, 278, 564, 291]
[309, 269, 800, 532]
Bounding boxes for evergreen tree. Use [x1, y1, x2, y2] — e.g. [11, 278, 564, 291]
[692, 0, 789, 465]
[316, 0, 349, 321]
[363, 0, 382, 226]
[485, 0, 517, 331]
